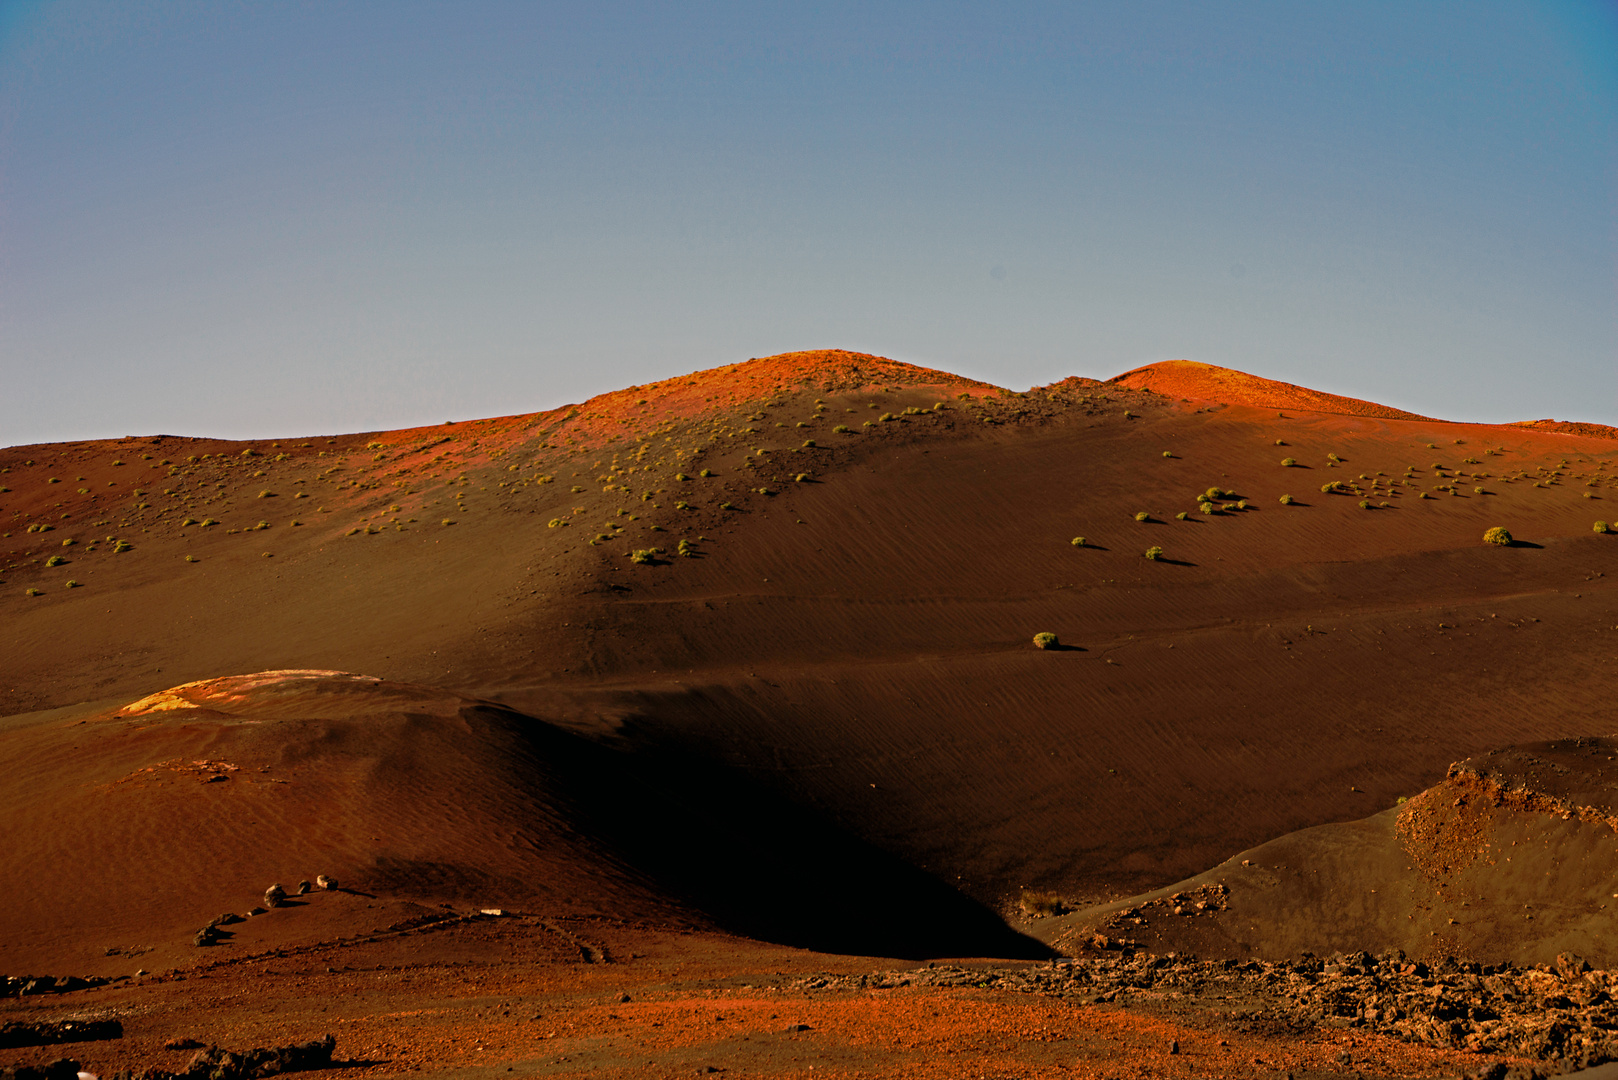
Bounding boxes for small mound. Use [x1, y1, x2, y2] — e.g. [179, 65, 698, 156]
[1511, 419, 1618, 441]
[1110, 360, 1437, 421]
[1035, 737, 1618, 968]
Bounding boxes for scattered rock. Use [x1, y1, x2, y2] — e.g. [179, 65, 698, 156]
[0, 1019, 122, 1049]
[162, 1038, 204, 1051]
[294, 881, 310, 896]
[263, 884, 286, 908]
[315, 875, 336, 891]
[783, 950, 1618, 1070]
[0, 1059, 83, 1080]
[104, 1033, 334, 1080]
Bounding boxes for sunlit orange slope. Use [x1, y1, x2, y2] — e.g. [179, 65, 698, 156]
[1111, 359, 1437, 421]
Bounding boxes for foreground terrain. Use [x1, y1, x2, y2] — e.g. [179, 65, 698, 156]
[2, 351, 1616, 1077]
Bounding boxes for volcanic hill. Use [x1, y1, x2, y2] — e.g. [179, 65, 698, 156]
[3, 348, 1617, 1078]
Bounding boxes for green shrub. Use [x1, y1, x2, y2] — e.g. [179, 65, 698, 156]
[1135, 511, 1150, 522]
[1175, 511, 1188, 520]
[834, 424, 850, 433]
[675, 472, 689, 481]
[1321, 481, 1347, 494]
[185, 555, 198, 563]
[65, 579, 80, 588]
[1279, 494, 1294, 505]
[1032, 632, 1058, 649]
[1070, 536, 1086, 547]
[113, 540, 132, 553]
[25, 588, 40, 597]
[1483, 526, 1512, 546]
[677, 539, 695, 556]
[1358, 499, 1370, 509]
[1205, 487, 1224, 499]
[700, 469, 714, 477]
[1019, 890, 1066, 916]
[802, 440, 816, 448]
[1595, 521, 1610, 534]
[1198, 502, 1214, 514]
[45, 555, 65, 567]
[1281, 457, 1296, 467]
[1162, 451, 1173, 458]
[720, 501, 734, 510]
[1144, 546, 1164, 561]
[630, 547, 665, 564]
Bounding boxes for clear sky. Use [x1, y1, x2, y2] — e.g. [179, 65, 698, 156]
[2, 1, 1614, 446]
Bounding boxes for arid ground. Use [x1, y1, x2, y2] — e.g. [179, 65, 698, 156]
[4, 351, 1617, 1079]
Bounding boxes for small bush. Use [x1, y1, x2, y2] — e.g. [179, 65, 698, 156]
[185, 555, 198, 563]
[802, 440, 816, 448]
[1070, 536, 1086, 547]
[1032, 632, 1058, 649]
[113, 540, 132, 553]
[1358, 499, 1370, 509]
[65, 579, 80, 588]
[630, 548, 664, 564]
[1279, 494, 1293, 505]
[677, 539, 695, 556]
[25, 588, 41, 597]
[700, 469, 714, 477]
[1198, 502, 1213, 514]
[1162, 451, 1173, 458]
[1144, 545, 1164, 560]
[1205, 487, 1224, 499]
[794, 473, 810, 482]
[45, 555, 65, 566]
[1020, 890, 1066, 917]
[1483, 526, 1513, 546]
[1321, 481, 1347, 494]
[1134, 511, 1150, 522]
[1281, 457, 1296, 467]
[1175, 511, 1188, 520]
[675, 473, 689, 481]
[1595, 521, 1610, 534]
[720, 502, 734, 510]
[834, 424, 850, 433]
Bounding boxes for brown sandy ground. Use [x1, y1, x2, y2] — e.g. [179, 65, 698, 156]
[0, 918, 1503, 1080]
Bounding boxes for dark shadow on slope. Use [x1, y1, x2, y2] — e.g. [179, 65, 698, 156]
[472, 704, 1052, 961]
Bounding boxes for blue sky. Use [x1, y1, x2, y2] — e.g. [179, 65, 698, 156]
[2, 1, 1614, 444]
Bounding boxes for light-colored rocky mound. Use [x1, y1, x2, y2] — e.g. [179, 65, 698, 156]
[1112, 358, 1438, 420]
[1032, 737, 1618, 969]
[1511, 419, 1618, 441]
